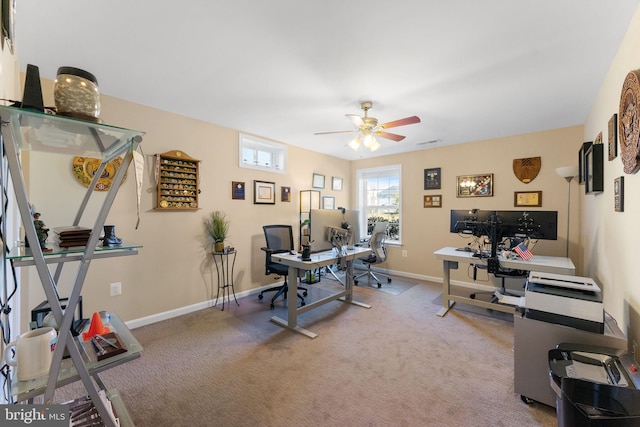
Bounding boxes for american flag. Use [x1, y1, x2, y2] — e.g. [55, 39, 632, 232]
[514, 242, 534, 260]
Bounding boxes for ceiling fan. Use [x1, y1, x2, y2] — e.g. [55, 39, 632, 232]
[314, 101, 421, 152]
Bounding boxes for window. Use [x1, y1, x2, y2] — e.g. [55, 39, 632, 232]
[356, 165, 401, 244]
[239, 133, 287, 174]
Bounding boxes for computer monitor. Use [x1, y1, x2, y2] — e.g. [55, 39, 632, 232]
[309, 209, 360, 253]
[449, 209, 493, 236]
[497, 210, 558, 240]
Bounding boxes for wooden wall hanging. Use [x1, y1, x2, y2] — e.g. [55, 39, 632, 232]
[156, 150, 200, 210]
[619, 70, 640, 174]
[513, 157, 541, 184]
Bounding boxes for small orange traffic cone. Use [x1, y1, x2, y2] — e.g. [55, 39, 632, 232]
[82, 311, 110, 341]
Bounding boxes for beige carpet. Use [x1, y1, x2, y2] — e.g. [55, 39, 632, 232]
[52, 278, 556, 426]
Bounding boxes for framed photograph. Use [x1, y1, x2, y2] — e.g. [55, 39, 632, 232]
[231, 181, 245, 200]
[578, 142, 592, 184]
[614, 176, 624, 212]
[423, 195, 442, 208]
[608, 114, 618, 161]
[585, 143, 604, 193]
[281, 186, 291, 202]
[253, 180, 276, 204]
[312, 173, 325, 189]
[332, 176, 343, 191]
[456, 174, 493, 197]
[322, 196, 335, 210]
[424, 168, 441, 190]
[514, 191, 542, 207]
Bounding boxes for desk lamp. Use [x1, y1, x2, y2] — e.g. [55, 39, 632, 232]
[555, 166, 578, 258]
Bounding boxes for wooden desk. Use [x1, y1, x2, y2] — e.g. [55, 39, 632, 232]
[271, 246, 372, 338]
[434, 246, 575, 317]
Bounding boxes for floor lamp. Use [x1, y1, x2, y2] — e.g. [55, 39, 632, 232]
[555, 166, 579, 258]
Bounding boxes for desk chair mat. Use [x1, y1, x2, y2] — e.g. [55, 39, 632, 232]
[323, 268, 418, 296]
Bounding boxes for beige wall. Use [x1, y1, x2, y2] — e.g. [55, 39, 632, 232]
[19, 81, 582, 330]
[20, 79, 351, 328]
[582, 5, 640, 351]
[351, 127, 582, 284]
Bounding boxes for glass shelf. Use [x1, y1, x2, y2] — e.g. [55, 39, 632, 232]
[11, 313, 143, 401]
[0, 105, 145, 160]
[8, 241, 142, 265]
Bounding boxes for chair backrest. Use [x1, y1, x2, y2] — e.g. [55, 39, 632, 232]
[263, 225, 294, 253]
[368, 221, 388, 263]
[262, 225, 294, 276]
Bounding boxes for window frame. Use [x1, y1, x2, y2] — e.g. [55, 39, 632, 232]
[239, 133, 287, 174]
[356, 164, 402, 245]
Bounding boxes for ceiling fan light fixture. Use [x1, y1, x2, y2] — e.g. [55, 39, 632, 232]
[348, 136, 361, 151]
[363, 133, 376, 148]
[369, 140, 382, 152]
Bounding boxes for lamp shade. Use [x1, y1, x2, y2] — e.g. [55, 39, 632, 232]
[555, 166, 578, 179]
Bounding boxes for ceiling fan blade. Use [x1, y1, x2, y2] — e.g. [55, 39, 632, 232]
[376, 131, 406, 142]
[379, 115, 421, 129]
[314, 130, 357, 135]
[346, 114, 364, 127]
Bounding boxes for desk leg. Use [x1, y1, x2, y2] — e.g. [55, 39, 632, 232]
[436, 260, 457, 317]
[341, 258, 371, 309]
[270, 267, 318, 338]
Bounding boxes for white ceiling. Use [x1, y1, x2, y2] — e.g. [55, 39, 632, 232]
[15, 0, 640, 161]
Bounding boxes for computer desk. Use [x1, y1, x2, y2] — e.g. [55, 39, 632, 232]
[270, 246, 372, 338]
[434, 246, 575, 317]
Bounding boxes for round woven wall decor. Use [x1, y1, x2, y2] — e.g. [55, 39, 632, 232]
[618, 70, 640, 174]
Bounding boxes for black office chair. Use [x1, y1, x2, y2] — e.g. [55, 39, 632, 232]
[470, 265, 528, 303]
[354, 221, 392, 288]
[259, 225, 307, 309]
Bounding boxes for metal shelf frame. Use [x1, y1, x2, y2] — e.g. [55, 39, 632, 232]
[0, 105, 144, 427]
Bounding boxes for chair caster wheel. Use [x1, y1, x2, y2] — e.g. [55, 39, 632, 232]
[301, 301, 306, 307]
[520, 395, 534, 405]
[387, 277, 392, 283]
[354, 279, 359, 286]
[470, 294, 476, 299]
[258, 294, 264, 300]
[270, 303, 275, 310]
[377, 283, 382, 288]
[303, 291, 308, 296]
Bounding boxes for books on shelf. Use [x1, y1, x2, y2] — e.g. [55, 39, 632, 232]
[53, 226, 92, 248]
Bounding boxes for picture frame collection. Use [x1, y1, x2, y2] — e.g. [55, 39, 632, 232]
[230, 173, 343, 206]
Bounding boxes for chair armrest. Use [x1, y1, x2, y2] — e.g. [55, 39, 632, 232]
[261, 246, 273, 253]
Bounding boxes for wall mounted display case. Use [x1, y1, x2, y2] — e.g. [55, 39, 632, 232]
[156, 150, 200, 210]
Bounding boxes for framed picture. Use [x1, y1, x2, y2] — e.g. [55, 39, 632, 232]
[281, 186, 291, 202]
[456, 174, 493, 197]
[253, 180, 276, 204]
[423, 195, 442, 208]
[514, 191, 542, 207]
[585, 143, 604, 193]
[312, 173, 325, 189]
[608, 114, 618, 161]
[424, 168, 441, 190]
[231, 181, 245, 200]
[614, 176, 624, 212]
[578, 142, 592, 184]
[332, 176, 343, 191]
[322, 196, 335, 210]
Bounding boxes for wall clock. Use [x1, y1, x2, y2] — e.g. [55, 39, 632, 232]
[618, 70, 640, 174]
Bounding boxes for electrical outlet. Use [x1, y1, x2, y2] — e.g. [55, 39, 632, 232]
[402, 250, 408, 257]
[110, 282, 122, 296]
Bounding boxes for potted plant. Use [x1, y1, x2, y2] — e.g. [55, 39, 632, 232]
[205, 210, 229, 253]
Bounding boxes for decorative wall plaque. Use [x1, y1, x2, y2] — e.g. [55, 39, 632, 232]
[608, 114, 618, 160]
[618, 70, 640, 174]
[513, 157, 541, 184]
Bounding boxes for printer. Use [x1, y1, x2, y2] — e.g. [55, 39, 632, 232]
[525, 271, 604, 333]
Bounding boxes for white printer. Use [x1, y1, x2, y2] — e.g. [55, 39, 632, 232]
[524, 271, 604, 333]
